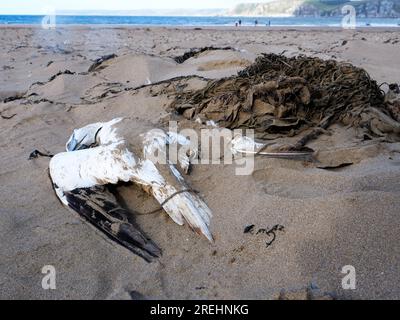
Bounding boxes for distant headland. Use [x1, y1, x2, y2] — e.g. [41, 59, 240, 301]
[228, 0, 400, 18]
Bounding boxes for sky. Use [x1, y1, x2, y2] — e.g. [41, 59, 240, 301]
[0, 0, 265, 14]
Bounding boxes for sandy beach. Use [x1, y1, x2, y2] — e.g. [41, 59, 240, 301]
[1, 26, 400, 300]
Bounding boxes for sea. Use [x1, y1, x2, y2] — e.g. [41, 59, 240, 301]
[0, 15, 399, 27]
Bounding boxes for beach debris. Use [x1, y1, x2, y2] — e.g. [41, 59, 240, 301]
[170, 53, 400, 147]
[3, 95, 24, 103]
[173, 46, 235, 64]
[88, 54, 118, 72]
[0, 111, 17, 119]
[244, 224, 285, 248]
[28, 149, 54, 160]
[48, 69, 75, 82]
[49, 118, 213, 261]
[259, 225, 285, 247]
[29, 81, 45, 88]
[317, 162, 353, 170]
[384, 83, 400, 122]
[243, 224, 255, 234]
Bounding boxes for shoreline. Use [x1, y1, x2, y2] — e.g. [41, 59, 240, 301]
[0, 24, 399, 32]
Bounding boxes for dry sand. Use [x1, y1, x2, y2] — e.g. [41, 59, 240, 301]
[1, 26, 400, 300]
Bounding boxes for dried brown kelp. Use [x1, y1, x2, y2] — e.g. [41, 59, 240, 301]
[48, 69, 75, 82]
[28, 149, 54, 160]
[384, 83, 400, 122]
[170, 53, 400, 145]
[0, 112, 17, 119]
[88, 54, 118, 72]
[3, 95, 24, 103]
[174, 46, 235, 64]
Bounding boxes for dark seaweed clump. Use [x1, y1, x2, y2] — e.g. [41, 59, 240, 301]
[170, 53, 399, 146]
[174, 46, 235, 64]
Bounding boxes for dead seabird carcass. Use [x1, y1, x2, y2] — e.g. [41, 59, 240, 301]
[49, 117, 312, 261]
[49, 118, 212, 262]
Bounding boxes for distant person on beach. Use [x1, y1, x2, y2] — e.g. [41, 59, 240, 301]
[235, 21, 238, 27]
[255, 20, 258, 26]
[239, 19, 242, 26]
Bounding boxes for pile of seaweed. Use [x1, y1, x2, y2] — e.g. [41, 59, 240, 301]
[170, 53, 400, 148]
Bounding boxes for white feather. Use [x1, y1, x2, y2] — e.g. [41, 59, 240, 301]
[50, 143, 137, 191]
